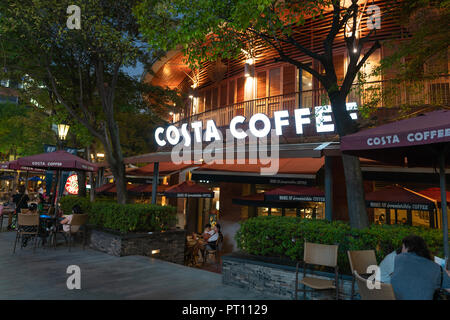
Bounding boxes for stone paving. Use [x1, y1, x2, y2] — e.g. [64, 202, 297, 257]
[0, 230, 281, 300]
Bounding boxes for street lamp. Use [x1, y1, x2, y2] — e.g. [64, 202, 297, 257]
[57, 123, 70, 141]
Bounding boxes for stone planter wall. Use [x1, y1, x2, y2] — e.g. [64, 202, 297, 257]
[222, 253, 357, 300]
[88, 228, 186, 265]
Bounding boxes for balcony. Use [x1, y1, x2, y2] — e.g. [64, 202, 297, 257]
[174, 75, 450, 128]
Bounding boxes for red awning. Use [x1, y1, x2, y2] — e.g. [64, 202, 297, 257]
[418, 188, 450, 204]
[14, 150, 97, 172]
[264, 185, 325, 202]
[127, 162, 199, 176]
[365, 185, 436, 211]
[164, 180, 213, 198]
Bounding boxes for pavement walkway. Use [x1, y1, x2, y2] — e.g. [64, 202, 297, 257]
[0, 231, 280, 300]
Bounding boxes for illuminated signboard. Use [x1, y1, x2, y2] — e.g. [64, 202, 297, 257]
[65, 174, 78, 195]
[154, 103, 357, 147]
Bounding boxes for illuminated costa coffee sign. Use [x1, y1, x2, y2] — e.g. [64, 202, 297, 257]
[155, 103, 357, 147]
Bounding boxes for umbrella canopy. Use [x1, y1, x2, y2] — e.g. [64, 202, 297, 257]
[15, 150, 97, 172]
[28, 176, 43, 181]
[129, 184, 169, 195]
[418, 187, 450, 204]
[108, 183, 137, 193]
[95, 183, 115, 194]
[264, 185, 325, 202]
[164, 180, 214, 198]
[365, 186, 436, 211]
[340, 110, 450, 167]
[341, 110, 450, 265]
[0, 160, 44, 171]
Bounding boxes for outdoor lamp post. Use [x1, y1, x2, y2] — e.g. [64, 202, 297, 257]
[57, 123, 70, 142]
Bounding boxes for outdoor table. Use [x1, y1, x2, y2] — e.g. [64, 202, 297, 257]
[39, 215, 64, 246]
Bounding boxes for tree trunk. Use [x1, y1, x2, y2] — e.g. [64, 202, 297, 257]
[331, 95, 369, 229]
[341, 154, 369, 229]
[107, 152, 127, 204]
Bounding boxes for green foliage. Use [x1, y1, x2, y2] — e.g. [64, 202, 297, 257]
[59, 195, 92, 216]
[87, 201, 177, 233]
[236, 216, 448, 274]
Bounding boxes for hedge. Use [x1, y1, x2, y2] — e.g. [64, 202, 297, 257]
[235, 216, 449, 274]
[60, 196, 177, 233]
[87, 202, 177, 233]
[59, 195, 91, 215]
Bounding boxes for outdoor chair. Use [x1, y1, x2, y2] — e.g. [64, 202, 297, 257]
[295, 242, 339, 300]
[203, 233, 223, 270]
[0, 209, 13, 232]
[347, 250, 378, 300]
[13, 213, 40, 253]
[64, 214, 89, 251]
[354, 271, 396, 300]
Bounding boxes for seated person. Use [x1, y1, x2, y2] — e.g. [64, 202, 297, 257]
[205, 224, 222, 251]
[378, 247, 402, 283]
[391, 235, 450, 300]
[60, 204, 82, 233]
[202, 224, 215, 241]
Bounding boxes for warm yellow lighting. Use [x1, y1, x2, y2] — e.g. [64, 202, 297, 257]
[152, 249, 160, 255]
[57, 123, 70, 141]
[169, 112, 174, 116]
[96, 153, 105, 158]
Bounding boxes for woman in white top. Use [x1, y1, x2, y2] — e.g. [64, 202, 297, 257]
[60, 204, 82, 233]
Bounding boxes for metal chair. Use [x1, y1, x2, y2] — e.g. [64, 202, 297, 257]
[295, 242, 339, 300]
[354, 271, 396, 300]
[347, 250, 378, 300]
[64, 214, 89, 251]
[13, 213, 40, 253]
[203, 233, 223, 270]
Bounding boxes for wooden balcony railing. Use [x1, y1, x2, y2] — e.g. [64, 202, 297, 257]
[173, 75, 450, 128]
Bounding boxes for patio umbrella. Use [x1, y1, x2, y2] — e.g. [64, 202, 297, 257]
[264, 185, 325, 202]
[418, 187, 450, 205]
[14, 150, 97, 172]
[14, 150, 97, 208]
[341, 109, 450, 265]
[164, 180, 214, 233]
[95, 183, 115, 194]
[129, 184, 170, 196]
[365, 185, 437, 227]
[28, 176, 43, 181]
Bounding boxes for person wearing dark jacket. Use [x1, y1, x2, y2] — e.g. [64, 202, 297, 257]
[391, 235, 450, 300]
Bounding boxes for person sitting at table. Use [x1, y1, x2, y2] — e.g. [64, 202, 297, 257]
[391, 235, 450, 299]
[59, 204, 82, 233]
[205, 224, 222, 251]
[378, 247, 402, 283]
[202, 224, 214, 241]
